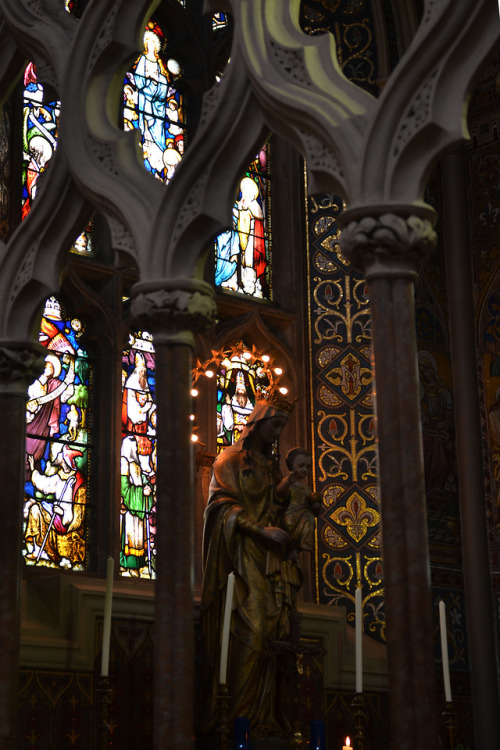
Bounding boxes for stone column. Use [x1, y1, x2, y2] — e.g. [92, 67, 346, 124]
[441, 149, 500, 747]
[339, 210, 439, 750]
[0, 342, 45, 750]
[131, 281, 217, 750]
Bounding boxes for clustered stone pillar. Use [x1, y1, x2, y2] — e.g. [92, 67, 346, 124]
[339, 210, 439, 750]
[131, 281, 217, 750]
[0, 342, 45, 750]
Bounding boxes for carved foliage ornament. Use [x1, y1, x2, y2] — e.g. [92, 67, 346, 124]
[130, 288, 217, 339]
[0, 344, 46, 392]
[338, 213, 437, 275]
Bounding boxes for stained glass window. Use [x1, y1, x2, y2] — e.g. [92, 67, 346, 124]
[124, 21, 185, 183]
[212, 12, 229, 30]
[216, 348, 273, 452]
[22, 63, 93, 253]
[214, 145, 271, 299]
[121, 331, 156, 579]
[22, 62, 58, 221]
[23, 297, 91, 570]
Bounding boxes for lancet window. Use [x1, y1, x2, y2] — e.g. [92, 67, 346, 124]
[124, 20, 185, 184]
[214, 145, 272, 299]
[120, 330, 157, 579]
[23, 297, 91, 570]
[22, 62, 93, 253]
[192, 343, 287, 454]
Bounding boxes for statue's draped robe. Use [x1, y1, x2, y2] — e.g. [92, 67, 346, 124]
[200, 433, 288, 734]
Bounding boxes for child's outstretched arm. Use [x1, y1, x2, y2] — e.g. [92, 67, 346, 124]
[276, 471, 297, 499]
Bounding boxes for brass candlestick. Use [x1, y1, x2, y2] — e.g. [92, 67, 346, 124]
[442, 701, 457, 750]
[351, 692, 367, 750]
[290, 720, 307, 749]
[96, 675, 112, 750]
[216, 685, 231, 750]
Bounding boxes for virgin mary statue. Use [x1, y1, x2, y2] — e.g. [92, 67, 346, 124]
[200, 390, 295, 736]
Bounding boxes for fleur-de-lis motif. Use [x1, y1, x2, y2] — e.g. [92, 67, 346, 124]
[330, 491, 380, 543]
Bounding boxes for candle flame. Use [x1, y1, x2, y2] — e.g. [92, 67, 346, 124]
[345, 738, 350, 747]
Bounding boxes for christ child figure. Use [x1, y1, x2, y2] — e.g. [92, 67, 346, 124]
[275, 448, 322, 562]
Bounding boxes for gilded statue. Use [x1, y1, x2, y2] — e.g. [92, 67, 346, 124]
[200, 391, 295, 736]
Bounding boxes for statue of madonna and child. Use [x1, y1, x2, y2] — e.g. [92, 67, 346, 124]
[200, 388, 322, 739]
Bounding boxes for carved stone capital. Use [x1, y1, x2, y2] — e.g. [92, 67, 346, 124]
[130, 280, 217, 347]
[338, 210, 437, 280]
[0, 342, 46, 395]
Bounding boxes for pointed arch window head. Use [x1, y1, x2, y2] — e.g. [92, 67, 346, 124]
[124, 21, 185, 184]
[23, 297, 91, 571]
[215, 146, 272, 299]
[121, 331, 157, 579]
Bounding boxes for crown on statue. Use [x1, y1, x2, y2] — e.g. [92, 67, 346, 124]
[256, 386, 297, 414]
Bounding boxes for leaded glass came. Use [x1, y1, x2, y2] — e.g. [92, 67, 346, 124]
[23, 297, 90, 570]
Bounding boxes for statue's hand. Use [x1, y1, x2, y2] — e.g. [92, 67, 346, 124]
[262, 526, 290, 552]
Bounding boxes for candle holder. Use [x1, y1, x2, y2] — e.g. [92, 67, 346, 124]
[351, 692, 367, 750]
[442, 701, 457, 750]
[289, 719, 307, 749]
[96, 675, 113, 750]
[216, 685, 231, 750]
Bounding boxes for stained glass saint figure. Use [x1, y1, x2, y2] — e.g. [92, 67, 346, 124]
[121, 331, 157, 578]
[22, 63, 93, 252]
[215, 147, 271, 299]
[22, 62, 58, 221]
[124, 21, 184, 183]
[216, 349, 270, 452]
[23, 297, 90, 570]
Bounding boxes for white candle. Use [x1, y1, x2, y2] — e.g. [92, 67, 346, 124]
[343, 737, 351, 750]
[219, 572, 235, 685]
[100, 556, 114, 678]
[355, 587, 363, 693]
[439, 600, 452, 702]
